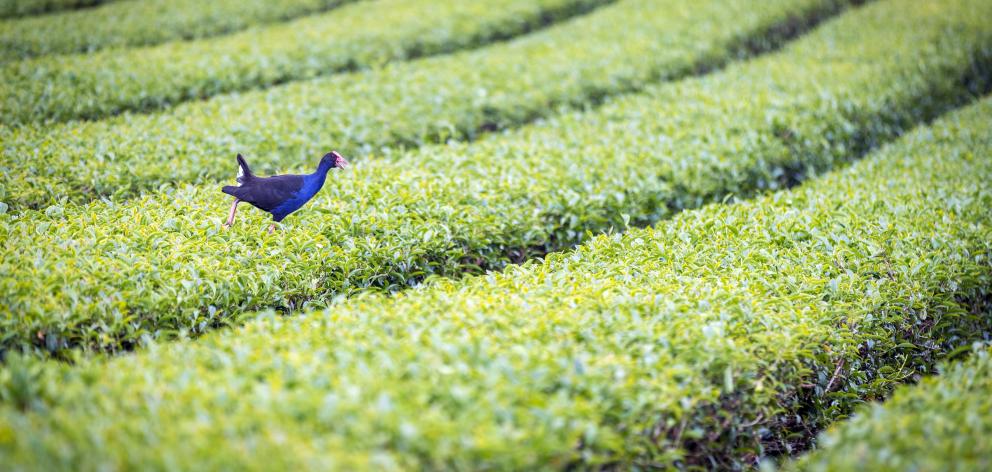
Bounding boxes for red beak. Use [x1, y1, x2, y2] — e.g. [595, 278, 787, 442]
[332, 151, 349, 169]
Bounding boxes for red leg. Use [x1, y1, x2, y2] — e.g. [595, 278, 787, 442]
[223, 198, 240, 227]
[267, 223, 278, 234]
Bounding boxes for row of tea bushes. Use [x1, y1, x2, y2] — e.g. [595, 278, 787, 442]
[0, 0, 357, 60]
[0, 0, 114, 19]
[0, 0, 613, 123]
[793, 347, 992, 471]
[2, 92, 990, 471]
[2, 0, 990, 357]
[0, 0, 853, 206]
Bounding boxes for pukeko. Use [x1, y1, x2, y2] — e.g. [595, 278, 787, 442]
[221, 151, 349, 233]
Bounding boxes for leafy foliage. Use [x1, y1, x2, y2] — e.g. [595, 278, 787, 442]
[0, 0, 115, 19]
[0, 0, 613, 123]
[2, 91, 991, 471]
[0, 0, 357, 60]
[0, 0, 852, 205]
[792, 347, 992, 471]
[2, 0, 990, 358]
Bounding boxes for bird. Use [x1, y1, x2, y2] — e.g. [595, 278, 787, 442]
[221, 151, 348, 233]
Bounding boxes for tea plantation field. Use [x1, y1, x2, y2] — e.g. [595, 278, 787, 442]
[1, 0, 990, 469]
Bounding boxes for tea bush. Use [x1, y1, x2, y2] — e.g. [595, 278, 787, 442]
[2, 0, 989, 357]
[0, 0, 357, 60]
[0, 0, 853, 205]
[1, 92, 990, 471]
[0, 0, 612, 123]
[0, 0, 115, 19]
[792, 347, 992, 471]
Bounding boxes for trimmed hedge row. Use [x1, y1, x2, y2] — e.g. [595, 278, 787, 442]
[2, 90, 991, 471]
[0, 0, 613, 124]
[2, 0, 991, 357]
[793, 347, 992, 471]
[0, 0, 853, 208]
[0, 0, 356, 60]
[0, 0, 115, 19]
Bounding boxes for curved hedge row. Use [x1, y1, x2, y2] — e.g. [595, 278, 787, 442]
[0, 0, 853, 209]
[2, 0, 990, 358]
[793, 347, 992, 471]
[0, 0, 116, 19]
[0, 0, 614, 124]
[2, 91, 991, 471]
[0, 0, 356, 60]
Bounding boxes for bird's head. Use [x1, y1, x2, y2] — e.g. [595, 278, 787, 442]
[321, 151, 349, 169]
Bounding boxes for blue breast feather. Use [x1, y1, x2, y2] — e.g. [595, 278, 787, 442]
[271, 173, 326, 221]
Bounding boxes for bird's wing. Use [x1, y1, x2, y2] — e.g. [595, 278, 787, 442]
[235, 174, 305, 212]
